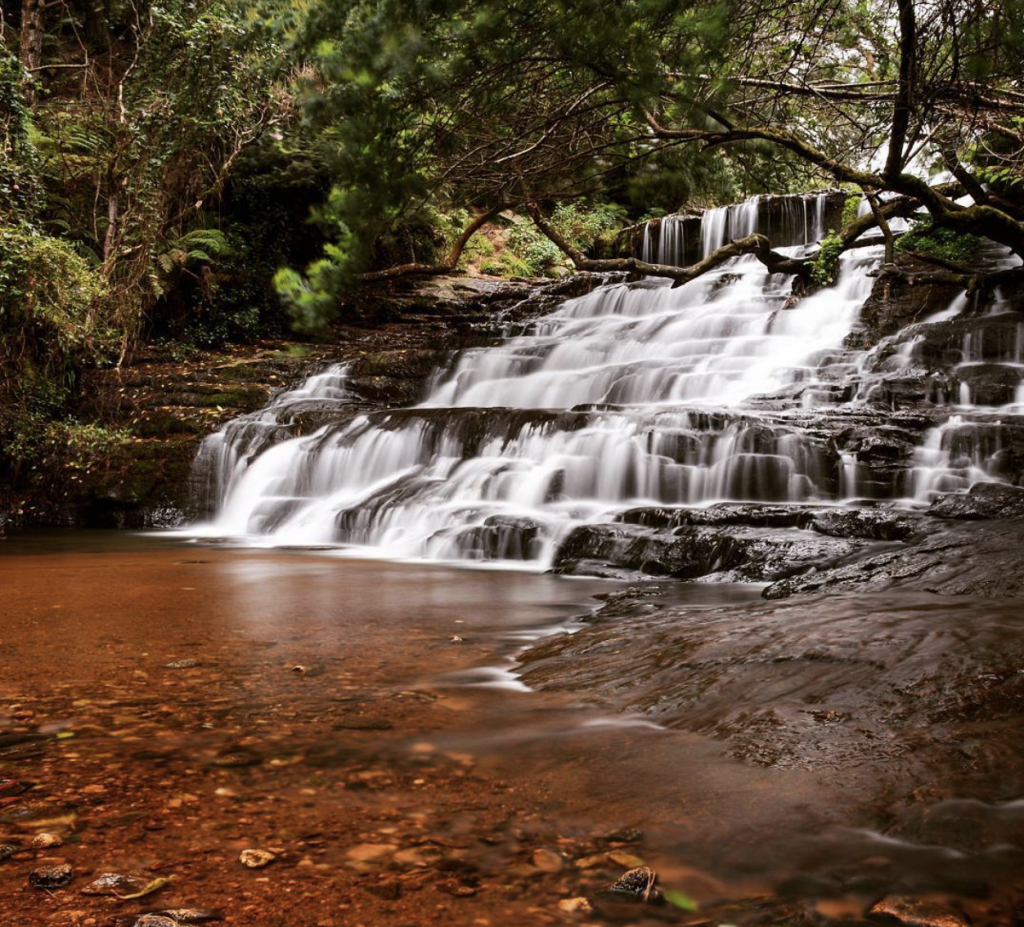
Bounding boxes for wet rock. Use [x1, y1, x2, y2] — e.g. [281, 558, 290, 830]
[0, 844, 18, 861]
[133, 918, 178, 927]
[213, 749, 262, 768]
[929, 482, 1024, 520]
[810, 508, 917, 541]
[764, 520, 1024, 598]
[82, 872, 149, 896]
[446, 515, 545, 561]
[362, 879, 402, 901]
[28, 862, 73, 889]
[522, 568, 1024, 807]
[557, 897, 594, 915]
[30, 832, 63, 849]
[289, 663, 324, 677]
[164, 659, 201, 669]
[239, 848, 276, 868]
[857, 267, 962, 341]
[620, 503, 814, 531]
[552, 521, 864, 583]
[531, 848, 565, 872]
[868, 896, 970, 927]
[954, 363, 1024, 407]
[598, 865, 661, 903]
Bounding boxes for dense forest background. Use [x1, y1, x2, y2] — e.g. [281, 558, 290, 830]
[1, 0, 1023, 494]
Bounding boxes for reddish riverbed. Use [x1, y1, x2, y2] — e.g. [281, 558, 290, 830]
[0, 533, 1020, 927]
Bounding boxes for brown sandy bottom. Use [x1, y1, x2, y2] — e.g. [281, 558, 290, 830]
[0, 533, 1016, 927]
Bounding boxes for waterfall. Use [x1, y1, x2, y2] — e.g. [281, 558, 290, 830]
[657, 214, 688, 266]
[699, 197, 761, 257]
[192, 192, 1023, 565]
[192, 364, 354, 516]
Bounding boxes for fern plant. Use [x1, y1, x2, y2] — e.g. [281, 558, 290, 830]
[152, 228, 234, 296]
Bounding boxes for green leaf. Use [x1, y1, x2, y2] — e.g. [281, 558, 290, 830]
[664, 889, 699, 912]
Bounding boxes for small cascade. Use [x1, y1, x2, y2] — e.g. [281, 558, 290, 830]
[910, 416, 1012, 500]
[639, 193, 836, 266]
[192, 364, 354, 516]
[700, 197, 761, 257]
[656, 214, 689, 266]
[193, 190, 1024, 566]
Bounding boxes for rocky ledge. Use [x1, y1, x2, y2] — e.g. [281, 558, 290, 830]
[548, 483, 1024, 598]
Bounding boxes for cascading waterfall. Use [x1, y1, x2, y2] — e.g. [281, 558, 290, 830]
[192, 192, 1024, 564]
[193, 364, 354, 515]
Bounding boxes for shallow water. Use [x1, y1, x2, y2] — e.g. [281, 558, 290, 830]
[1, 533, 1021, 925]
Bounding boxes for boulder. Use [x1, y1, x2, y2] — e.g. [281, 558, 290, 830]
[929, 481, 1024, 520]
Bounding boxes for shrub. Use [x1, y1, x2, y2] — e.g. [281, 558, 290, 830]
[810, 230, 844, 287]
[0, 224, 110, 371]
[895, 218, 984, 266]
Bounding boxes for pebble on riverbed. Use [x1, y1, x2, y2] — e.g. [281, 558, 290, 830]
[239, 848, 276, 869]
[28, 863, 73, 889]
[30, 832, 63, 849]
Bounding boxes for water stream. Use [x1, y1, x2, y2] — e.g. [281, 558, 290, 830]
[191, 193, 1024, 566]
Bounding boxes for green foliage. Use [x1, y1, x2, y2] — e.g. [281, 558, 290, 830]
[810, 230, 844, 287]
[976, 165, 1024, 193]
[895, 219, 984, 266]
[507, 221, 565, 275]
[0, 53, 42, 221]
[3, 418, 130, 475]
[0, 223, 110, 365]
[841, 193, 863, 231]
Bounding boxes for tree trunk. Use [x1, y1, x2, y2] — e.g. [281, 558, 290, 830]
[19, 0, 44, 101]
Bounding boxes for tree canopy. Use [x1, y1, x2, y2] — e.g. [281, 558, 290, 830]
[277, 0, 1024, 316]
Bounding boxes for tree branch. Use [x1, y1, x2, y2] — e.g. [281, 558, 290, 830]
[356, 207, 501, 283]
[529, 205, 809, 287]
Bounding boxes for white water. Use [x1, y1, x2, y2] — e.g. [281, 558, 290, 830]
[192, 193, 1024, 563]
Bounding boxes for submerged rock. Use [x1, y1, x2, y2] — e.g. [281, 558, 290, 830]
[82, 872, 149, 895]
[868, 896, 970, 927]
[239, 848, 276, 869]
[598, 865, 661, 903]
[929, 481, 1024, 520]
[29, 833, 63, 849]
[152, 910, 223, 924]
[28, 863, 73, 889]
